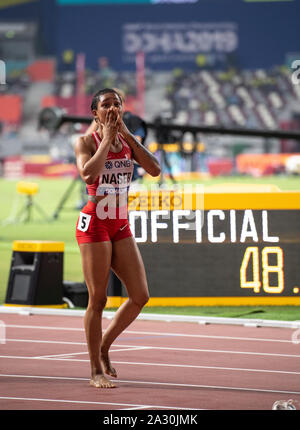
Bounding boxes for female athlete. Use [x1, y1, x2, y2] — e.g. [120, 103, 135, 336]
[74, 88, 160, 388]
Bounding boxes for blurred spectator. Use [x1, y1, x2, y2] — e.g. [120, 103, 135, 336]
[97, 56, 116, 88]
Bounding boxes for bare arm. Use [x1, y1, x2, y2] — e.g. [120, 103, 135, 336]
[74, 135, 108, 185]
[119, 122, 161, 177]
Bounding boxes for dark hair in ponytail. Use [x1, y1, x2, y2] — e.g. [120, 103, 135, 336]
[90, 88, 122, 111]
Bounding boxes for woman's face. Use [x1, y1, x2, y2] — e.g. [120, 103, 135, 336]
[93, 92, 123, 124]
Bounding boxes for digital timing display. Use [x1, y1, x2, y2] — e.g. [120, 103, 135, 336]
[127, 190, 300, 305]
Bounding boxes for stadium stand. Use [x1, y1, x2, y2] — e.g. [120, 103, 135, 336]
[38, 64, 300, 134]
[163, 66, 300, 132]
[1, 61, 300, 179]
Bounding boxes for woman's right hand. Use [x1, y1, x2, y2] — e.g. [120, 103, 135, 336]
[101, 108, 120, 140]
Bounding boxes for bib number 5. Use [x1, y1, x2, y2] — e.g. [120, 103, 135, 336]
[77, 212, 91, 232]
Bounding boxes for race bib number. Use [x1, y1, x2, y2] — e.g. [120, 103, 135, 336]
[77, 212, 91, 232]
[97, 157, 133, 196]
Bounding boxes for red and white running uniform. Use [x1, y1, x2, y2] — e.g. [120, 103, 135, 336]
[87, 131, 134, 197]
[75, 132, 134, 244]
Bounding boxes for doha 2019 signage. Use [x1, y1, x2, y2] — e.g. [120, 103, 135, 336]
[122, 21, 238, 67]
[53, 0, 299, 70]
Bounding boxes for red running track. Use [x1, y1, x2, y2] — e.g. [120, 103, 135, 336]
[0, 312, 299, 410]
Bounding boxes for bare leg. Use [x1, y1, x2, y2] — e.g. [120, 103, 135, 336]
[79, 241, 116, 388]
[100, 237, 149, 377]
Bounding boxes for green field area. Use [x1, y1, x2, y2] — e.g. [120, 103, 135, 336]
[1, 174, 299, 320]
[140, 306, 300, 321]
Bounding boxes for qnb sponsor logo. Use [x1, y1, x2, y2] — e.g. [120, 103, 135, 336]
[114, 159, 132, 168]
[105, 159, 132, 170]
[0, 320, 6, 344]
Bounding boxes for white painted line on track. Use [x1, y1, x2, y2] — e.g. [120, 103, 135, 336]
[0, 355, 300, 376]
[2, 339, 300, 358]
[108, 380, 300, 396]
[0, 373, 88, 382]
[121, 406, 152, 410]
[0, 374, 300, 396]
[1, 305, 299, 329]
[34, 346, 150, 359]
[110, 360, 300, 376]
[113, 345, 300, 358]
[5, 338, 85, 346]
[0, 395, 194, 410]
[5, 324, 84, 332]
[33, 351, 88, 359]
[104, 346, 152, 353]
[4, 324, 298, 344]
[124, 330, 298, 344]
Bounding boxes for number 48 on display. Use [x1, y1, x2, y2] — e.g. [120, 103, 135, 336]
[240, 247, 284, 294]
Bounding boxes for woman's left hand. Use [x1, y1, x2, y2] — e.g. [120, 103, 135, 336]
[118, 118, 129, 137]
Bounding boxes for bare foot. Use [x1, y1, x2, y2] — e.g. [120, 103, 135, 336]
[101, 351, 117, 378]
[90, 373, 116, 388]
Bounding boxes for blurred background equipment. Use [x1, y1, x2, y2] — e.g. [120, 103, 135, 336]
[15, 181, 48, 223]
[5, 240, 65, 307]
[2, 181, 49, 224]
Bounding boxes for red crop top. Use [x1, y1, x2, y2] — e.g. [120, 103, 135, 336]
[86, 131, 134, 196]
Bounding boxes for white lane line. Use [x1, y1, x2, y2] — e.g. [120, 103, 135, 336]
[0, 355, 299, 375]
[0, 373, 88, 382]
[0, 395, 194, 410]
[121, 406, 152, 410]
[4, 324, 296, 344]
[5, 338, 86, 346]
[104, 347, 151, 353]
[33, 351, 88, 359]
[5, 324, 84, 331]
[34, 347, 150, 359]
[116, 380, 300, 396]
[114, 345, 300, 358]
[109, 360, 300, 376]
[3, 339, 300, 358]
[124, 330, 297, 345]
[1, 374, 300, 396]
[6, 324, 84, 331]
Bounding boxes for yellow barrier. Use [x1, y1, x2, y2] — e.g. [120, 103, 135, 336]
[128, 189, 300, 211]
[13, 240, 65, 253]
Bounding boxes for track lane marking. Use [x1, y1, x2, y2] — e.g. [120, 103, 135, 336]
[0, 355, 299, 375]
[4, 324, 297, 344]
[0, 374, 300, 396]
[5, 338, 85, 345]
[34, 346, 150, 359]
[2, 339, 300, 358]
[0, 395, 194, 410]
